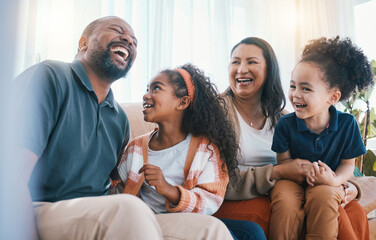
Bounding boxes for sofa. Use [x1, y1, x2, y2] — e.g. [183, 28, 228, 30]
[121, 102, 376, 239]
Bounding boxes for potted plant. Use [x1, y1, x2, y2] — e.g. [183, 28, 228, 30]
[341, 59, 376, 176]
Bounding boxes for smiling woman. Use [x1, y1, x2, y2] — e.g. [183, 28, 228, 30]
[229, 43, 268, 130]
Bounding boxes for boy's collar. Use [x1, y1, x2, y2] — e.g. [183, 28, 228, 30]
[296, 105, 338, 133]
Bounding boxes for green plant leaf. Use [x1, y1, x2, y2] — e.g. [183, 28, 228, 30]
[363, 150, 376, 176]
[368, 108, 376, 139]
[371, 59, 376, 75]
[371, 108, 376, 126]
[368, 126, 376, 140]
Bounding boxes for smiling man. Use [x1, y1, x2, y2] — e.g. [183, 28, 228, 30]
[14, 16, 232, 240]
[14, 16, 161, 239]
[78, 17, 137, 85]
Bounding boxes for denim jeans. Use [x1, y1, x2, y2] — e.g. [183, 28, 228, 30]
[220, 218, 266, 240]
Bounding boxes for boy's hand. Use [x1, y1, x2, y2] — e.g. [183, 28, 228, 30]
[310, 160, 338, 186]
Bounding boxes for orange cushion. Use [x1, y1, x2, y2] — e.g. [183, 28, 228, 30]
[214, 198, 369, 240]
[339, 201, 369, 240]
[213, 197, 270, 238]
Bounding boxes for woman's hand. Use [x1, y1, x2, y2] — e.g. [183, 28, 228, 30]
[302, 163, 315, 185]
[139, 164, 181, 204]
[274, 158, 312, 183]
[341, 182, 358, 207]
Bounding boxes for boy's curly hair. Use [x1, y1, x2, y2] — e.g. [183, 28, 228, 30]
[161, 63, 239, 185]
[301, 36, 374, 100]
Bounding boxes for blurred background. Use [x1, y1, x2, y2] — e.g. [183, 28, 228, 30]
[12, 0, 376, 104]
[12, 0, 376, 149]
[1, 0, 375, 238]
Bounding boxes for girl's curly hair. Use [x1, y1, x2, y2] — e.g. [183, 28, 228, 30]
[301, 36, 374, 100]
[161, 63, 239, 185]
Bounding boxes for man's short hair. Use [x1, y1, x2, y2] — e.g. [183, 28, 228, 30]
[81, 16, 117, 37]
[77, 16, 121, 54]
[81, 20, 98, 38]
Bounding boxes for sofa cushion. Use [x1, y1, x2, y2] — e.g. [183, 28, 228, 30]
[353, 176, 376, 214]
[121, 103, 157, 140]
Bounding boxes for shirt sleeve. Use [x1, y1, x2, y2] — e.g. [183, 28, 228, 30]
[13, 63, 60, 157]
[340, 116, 367, 159]
[117, 139, 138, 182]
[271, 117, 290, 154]
[225, 164, 276, 200]
[111, 138, 144, 195]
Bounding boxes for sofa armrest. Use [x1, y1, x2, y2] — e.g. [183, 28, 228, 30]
[350, 176, 376, 214]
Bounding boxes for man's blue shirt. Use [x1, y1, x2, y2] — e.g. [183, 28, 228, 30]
[15, 60, 129, 202]
[272, 105, 366, 171]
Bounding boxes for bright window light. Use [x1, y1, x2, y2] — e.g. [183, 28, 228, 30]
[355, 1, 376, 62]
[354, 0, 376, 109]
[354, 0, 376, 149]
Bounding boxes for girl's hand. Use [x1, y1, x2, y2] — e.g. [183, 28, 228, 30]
[311, 160, 338, 186]
[138, 164, 181, 204]
[138, 164, 171, 195]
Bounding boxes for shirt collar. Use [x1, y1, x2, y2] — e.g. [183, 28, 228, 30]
[70, 60, 119, 113]
[296, 116, 309, 132]
[105, 89, 119, 112]
[327, 105, 338, 131]
[295, 105, 338, 133]
[71, 60, 93, 92]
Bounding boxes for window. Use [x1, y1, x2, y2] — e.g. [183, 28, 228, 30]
[354, 0, 376, 149]
[355, 0, 376, 110]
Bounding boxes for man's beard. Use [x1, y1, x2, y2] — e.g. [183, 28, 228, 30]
[91, 41, 134, 82]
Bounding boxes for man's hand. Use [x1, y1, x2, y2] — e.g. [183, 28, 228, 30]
[139, 164, 181, 205]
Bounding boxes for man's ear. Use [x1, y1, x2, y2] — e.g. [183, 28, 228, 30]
[176, 96, 190, 111]
[78, 36, 88, 51]
[328, 88, 341, 105]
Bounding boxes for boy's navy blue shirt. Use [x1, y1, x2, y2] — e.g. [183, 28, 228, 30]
[272, 105, 366, 171]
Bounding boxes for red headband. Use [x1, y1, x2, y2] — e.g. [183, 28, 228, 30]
[176, 68, 195, 107]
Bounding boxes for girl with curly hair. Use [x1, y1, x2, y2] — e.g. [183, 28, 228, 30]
[114, 63, 265, 239]
[270, 36, 374, 239]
